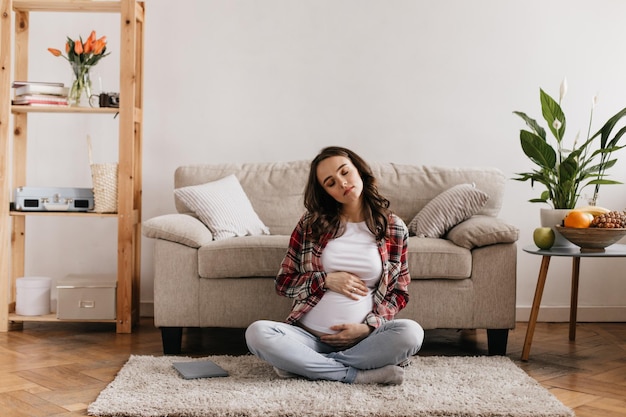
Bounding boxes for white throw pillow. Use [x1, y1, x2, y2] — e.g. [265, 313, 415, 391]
[174, 174, 270, 240]
[408, 183, 489, 238]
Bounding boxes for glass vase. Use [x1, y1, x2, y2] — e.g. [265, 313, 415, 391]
[69, 63, 92, 107]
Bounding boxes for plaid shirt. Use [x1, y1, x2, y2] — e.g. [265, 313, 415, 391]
[275, 212, 410, 329]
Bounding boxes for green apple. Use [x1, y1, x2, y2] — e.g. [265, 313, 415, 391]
[533, 227, 555, 250]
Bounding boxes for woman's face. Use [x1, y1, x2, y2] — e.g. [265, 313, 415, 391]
[316, 155, 363, 207]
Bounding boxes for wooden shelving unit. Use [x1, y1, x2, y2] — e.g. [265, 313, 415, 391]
[0, 0, 144, 333]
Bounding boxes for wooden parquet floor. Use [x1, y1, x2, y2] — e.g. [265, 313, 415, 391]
[0, 319, 624, 416]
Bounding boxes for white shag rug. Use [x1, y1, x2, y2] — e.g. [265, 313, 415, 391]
[88, 355, 574, 417]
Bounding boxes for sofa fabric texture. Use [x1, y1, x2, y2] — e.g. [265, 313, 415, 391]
[144, 161, 519, 354]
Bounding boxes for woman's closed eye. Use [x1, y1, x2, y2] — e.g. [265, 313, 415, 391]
[326, 171, 350, 188]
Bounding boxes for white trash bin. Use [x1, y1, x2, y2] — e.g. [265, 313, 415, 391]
[16, 276, 52, 316]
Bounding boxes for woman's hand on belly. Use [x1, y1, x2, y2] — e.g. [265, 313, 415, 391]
[320, 323, 372, 348]
[324, 272, 368, 300]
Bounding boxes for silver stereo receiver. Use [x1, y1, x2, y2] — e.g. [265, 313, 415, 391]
[13, 186, 94, 212]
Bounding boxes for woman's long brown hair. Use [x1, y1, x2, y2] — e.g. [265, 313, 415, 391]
[303, 146, 390, 241]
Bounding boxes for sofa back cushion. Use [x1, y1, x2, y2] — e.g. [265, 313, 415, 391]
[371, 164, 505, 226]
[175, 162, 309, 235]
[174, 162, 505, 236]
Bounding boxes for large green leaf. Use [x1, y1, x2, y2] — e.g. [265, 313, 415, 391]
[591, 106, 626, 147]
[513, 111, 546, 140]
[558, 156, 579, 182]
[520, 130, 556, 168]
[540, 89, 566, 141]
[604, 124, 626, 149]
[587, 179, 622, 185]
[591, 158, 618, 171]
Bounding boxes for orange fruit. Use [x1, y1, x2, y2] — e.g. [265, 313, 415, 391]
[563, 210, 594, 228]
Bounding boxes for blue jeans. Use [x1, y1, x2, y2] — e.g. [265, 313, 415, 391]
[245, 319, 424, 383]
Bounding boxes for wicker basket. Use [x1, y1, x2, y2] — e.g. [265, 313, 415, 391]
[91, 162, 118, 213]
[88, 136, 118, 213]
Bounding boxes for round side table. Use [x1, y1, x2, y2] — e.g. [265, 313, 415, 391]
[521, 244, 626, 361]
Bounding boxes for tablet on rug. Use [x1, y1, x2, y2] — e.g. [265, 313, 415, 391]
[172, 360, 229, 379]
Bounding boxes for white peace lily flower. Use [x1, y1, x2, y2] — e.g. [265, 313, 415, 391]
[552, 119, 562, 130]
[559, 78, 568, 102]
[592, 95, 599, 108]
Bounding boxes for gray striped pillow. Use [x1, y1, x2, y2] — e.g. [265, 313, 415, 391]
[408, 183, 488, 238]
[174, 174, 270, 240]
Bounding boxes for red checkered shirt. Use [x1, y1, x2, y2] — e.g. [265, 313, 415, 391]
[275, 212, 410, 329]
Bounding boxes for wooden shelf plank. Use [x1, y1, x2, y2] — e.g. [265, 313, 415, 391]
[13, 0, 121, 13]
[11, 105, 119, 114]
[10, 210, 118, 218]
[9, 312, 116, 323]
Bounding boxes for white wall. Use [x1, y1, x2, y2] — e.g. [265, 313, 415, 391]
[16, 0, 626, 320]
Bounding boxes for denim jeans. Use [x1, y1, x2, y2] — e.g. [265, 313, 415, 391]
[245, 319, 424, 383]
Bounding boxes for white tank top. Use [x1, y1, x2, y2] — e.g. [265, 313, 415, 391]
[300, 221, 382, 335]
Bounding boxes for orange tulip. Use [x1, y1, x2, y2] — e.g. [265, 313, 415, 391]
[87, 30, 97, 43]
[84, 30, 96, 53]
[49, 31, 109, 71]
[93, 37, 107, 55]
[74, 39, 83, 55]
[84, 40, 93, 54]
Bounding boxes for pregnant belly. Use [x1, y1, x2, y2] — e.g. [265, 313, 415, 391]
[299, 290, 374, 335]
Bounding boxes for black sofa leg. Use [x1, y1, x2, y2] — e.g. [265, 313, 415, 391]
[161, 327, 183, 355]
[487, 329, 509, 356]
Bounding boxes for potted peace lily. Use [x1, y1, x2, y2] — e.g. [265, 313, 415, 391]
[513, 79, 626, 210]
[513, 79, 626, 246]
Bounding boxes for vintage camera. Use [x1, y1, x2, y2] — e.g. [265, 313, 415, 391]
[99, 92, 120, 108]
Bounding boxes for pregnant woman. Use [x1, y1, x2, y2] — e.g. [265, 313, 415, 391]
[245, 146, 424, 385]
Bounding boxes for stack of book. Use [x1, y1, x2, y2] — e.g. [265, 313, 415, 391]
[11, 81, 69, 106]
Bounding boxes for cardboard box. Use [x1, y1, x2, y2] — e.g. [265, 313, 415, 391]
[57, 274, 116, 320]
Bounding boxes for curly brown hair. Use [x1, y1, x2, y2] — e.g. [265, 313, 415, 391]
[303, 146, 390, 241]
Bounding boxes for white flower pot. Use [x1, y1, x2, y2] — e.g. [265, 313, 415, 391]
[540, 208, 574, 247]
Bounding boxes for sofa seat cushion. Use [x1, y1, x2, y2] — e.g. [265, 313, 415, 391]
[198, 235, 290, 279]
[407, 237, 471, 280]
[198, 234, 471, 281]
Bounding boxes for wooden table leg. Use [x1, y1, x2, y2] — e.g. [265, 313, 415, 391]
[569, 257, 580, 341]
[522, 255, 551, 361]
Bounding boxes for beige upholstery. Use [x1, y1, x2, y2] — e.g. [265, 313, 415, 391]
[144, 161, 519, 354]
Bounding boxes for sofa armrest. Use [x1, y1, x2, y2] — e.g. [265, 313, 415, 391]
[446, 215, 519, 249]
[142, 213, 213, 248]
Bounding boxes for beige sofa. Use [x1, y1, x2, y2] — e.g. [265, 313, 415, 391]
[143, 161, 519, 355]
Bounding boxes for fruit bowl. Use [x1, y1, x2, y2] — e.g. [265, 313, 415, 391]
[555, 226, 626, 252]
